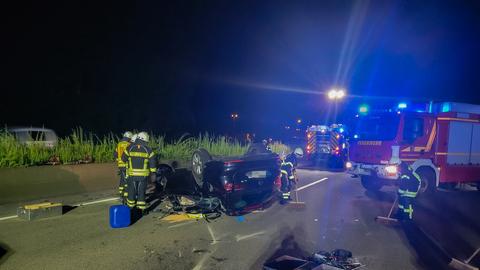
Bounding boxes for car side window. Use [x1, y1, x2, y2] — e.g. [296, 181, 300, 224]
[403, 117, 424, 142]
[29, 131, 46, 141]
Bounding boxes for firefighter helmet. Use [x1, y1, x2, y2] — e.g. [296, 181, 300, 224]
[123, 131, 133, 139]
[137, 131, 150, 143]
[294, 148, 304, 158]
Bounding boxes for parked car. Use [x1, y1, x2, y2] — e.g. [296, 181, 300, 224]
[191, 148, 281, 215]
[7, 127, 58, 148]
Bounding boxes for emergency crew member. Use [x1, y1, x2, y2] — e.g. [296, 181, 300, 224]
[113, 131, 133, 200]
[280, 148, 304, 203]
[121, 131, 157, 212]
[397, 162, 421, 220]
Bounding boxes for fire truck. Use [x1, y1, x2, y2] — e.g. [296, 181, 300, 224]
[347, 102, 480, 193]
[306, 124, 348, 166]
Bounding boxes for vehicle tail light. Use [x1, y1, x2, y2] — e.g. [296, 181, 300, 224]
[274, 175, 281, 190]
[224, 160, 243, 166]
[223, 182, 246, 192]
[224, 182, 233, 192]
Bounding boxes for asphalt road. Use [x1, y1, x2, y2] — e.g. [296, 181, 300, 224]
[0, 169, 478, 270]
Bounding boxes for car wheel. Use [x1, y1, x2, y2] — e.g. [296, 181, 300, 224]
[360, 176, 383, 191]
[191, 148, 212, 188]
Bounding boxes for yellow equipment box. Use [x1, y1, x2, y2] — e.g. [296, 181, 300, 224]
[17, 202, 63, 221]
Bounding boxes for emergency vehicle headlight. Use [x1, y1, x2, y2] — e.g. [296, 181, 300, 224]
[385, 165, 398, 175]
[345, 162, 352, 169]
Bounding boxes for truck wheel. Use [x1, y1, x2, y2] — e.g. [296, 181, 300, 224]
[416, 167, 436, 194]
[191, 148, 212, 188]
[361, 176, 383, 192]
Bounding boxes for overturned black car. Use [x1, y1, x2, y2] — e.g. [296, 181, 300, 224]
[156, 144, 281, 215]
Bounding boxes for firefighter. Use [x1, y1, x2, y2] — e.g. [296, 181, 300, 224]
[396, 162, 421, 221]
[113, 131, 133, 201]
[280, 148, 304, 203]
[121, 131, 157, 213]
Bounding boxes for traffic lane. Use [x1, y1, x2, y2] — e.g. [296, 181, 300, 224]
[290, 171, 422, 270]
[415, 189, 480, 267]
[0, 170, 331, 270]
[200, 170, 422, 269]
[0, 170, 425, 270]
[0, 201, 218, 270]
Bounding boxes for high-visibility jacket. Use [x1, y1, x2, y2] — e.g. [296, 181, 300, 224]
[114, 139, 131, 168]
[398, 166, 421, 198]
[121, 141, 157, 177]
[281, 153, 298, 181]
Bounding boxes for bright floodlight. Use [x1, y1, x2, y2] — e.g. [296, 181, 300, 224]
[336, 89, 345, 99]
[328, 89, 337, 99]
[327, 88, 346, 100]
[398, 102, 407, 109]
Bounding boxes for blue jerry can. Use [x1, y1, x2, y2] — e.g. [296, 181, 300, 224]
[109, 205, 130, 228]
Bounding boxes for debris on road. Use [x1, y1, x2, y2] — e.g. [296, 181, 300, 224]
[263, 249, 364, 270]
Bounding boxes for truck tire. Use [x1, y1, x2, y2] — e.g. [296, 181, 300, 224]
[416, 167, 436, 194]
[191, 148, 212, 188]
[360, 176, 383, 192]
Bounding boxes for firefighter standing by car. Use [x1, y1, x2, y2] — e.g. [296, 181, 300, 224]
[396, 162, 421, 221]
[280, 148, 304, 203]
[121, 132, 157, 213]
[114, 131, 133, 201]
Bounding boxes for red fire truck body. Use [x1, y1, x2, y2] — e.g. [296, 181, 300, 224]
[347, 103, 480, 193]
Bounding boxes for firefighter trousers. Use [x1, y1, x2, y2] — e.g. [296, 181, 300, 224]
[126, 176, 148, 210]
[118, 168, 127, 197]
[398, 195, 415, 220]
[280, 173, 292, 200]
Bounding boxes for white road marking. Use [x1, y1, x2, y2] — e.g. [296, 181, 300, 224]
[0, 215, 18, 221]
[74, 197, 118, 206]
[192, 246, 217, 270]
[296, 177, 328, 191]
[235, 231, 265, 242]
[207, 224, 218, 245]
[168, 220, 196, 229]
[0, 197, 119, 222]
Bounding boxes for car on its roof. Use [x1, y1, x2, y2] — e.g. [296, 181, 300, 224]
[190, 146, 281, 215]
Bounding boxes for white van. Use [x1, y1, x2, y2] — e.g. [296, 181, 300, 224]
[8, 127, 58, 148]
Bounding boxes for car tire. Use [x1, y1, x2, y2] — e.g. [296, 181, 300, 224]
[416, 167, 436, 194]
[360, 176, 383, 191]
[191, 148, 212, 188]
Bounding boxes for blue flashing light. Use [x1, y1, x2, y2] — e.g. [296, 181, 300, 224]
[339, 128, 344, 133]
[353, 134, 359, 139]
[441, 102, 451, 112]
[398, 102, 407, 109]
[359, 104, 369, 114]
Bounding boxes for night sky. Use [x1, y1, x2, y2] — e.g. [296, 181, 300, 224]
[2, 1, 480, 137]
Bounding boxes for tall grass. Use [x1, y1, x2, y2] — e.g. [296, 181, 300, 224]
[0, 128, 288, 168]
[1, 129, 288, 168]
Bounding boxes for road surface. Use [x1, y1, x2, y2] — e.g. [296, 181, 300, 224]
[0, 169, 478, 269]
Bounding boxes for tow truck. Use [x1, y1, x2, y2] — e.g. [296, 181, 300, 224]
[347, 102, 480, 193]
[306, 124, 348, 167]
